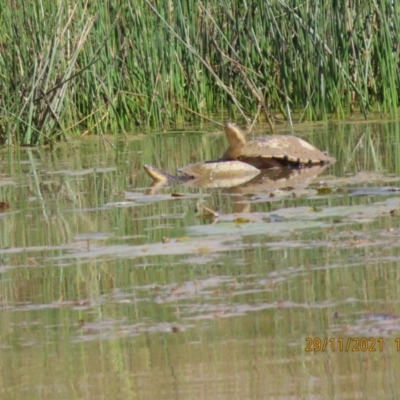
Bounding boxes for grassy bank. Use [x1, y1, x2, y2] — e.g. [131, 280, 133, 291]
[1, 0, 399, 144]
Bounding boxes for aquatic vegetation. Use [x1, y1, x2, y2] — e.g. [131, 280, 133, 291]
[1, 0, 400, 144]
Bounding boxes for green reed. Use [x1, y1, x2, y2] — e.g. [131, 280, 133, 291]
[0, 0, 399, 144]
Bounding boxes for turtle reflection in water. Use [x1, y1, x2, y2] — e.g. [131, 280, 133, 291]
[144, 122, 335, 188]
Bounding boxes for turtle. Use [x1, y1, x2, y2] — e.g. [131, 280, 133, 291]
[222, 122, 335, 169]
[144, 160, 260, 184]
[144, 162, 330, 200]
[144, 122, 334, 184]
[144, 164, 185, 184]
[179, 159, 259, 179]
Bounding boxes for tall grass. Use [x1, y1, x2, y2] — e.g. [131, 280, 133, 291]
[0, 0, 399, 144]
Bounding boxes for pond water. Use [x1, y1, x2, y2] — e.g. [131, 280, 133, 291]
[1, 119, 400, 399]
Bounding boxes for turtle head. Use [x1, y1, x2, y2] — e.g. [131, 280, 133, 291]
[144, 164, 173, 183]
[223, 123, 247, 160]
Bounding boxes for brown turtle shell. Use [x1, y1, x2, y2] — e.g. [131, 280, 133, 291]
[223, 123, 335, 169]
[179, 160, 259, 178]
[144, 160, 259, 183]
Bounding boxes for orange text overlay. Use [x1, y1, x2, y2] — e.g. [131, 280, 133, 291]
[305, 337, 390, 352]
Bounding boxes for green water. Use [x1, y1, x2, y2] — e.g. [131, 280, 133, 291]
[1, 120, 400, 399]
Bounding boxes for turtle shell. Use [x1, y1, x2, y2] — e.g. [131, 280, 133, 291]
[144, 160, 259, 183]
[179, 160, 259, 179]
[223, 123, 335, 169]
